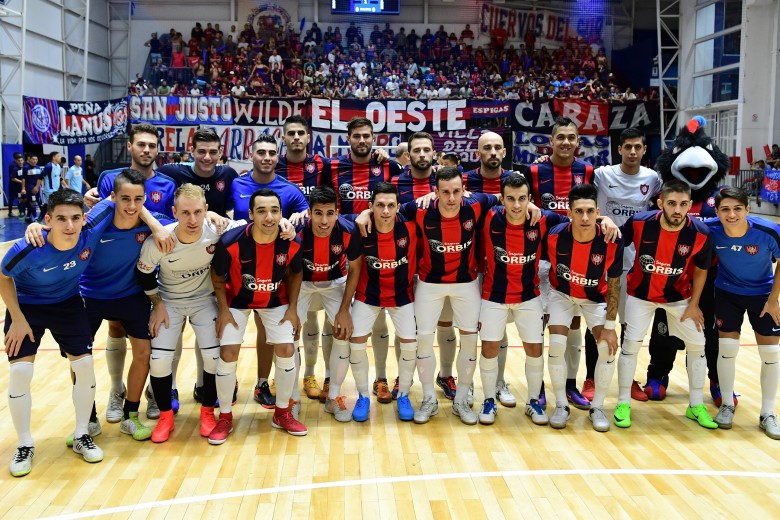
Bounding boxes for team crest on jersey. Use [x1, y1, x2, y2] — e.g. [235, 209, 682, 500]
[716, 318, 724, 329]
[677, 244, 691, 256]
[574, 175, 584, 185]
[640, 184, 649, 195]
[331, 244, 343, 255]
[305, 163, 316, 173]
[206, 243, 216, 254]
[275, 253, 288, 265]
[746, 245, 759, 255]
[591, 254, 604, 266]
[371, 166, 382, 177]
[215, 180, 225, 192]
[135, 232, 149, 244]
[150, 191, 162, 204]
[526, 230, 538, 241]
[463, 219, 474, 231]
[707, 197, 715, 207]
[396, 236, 408, 248]
[78, 248, 91, 261]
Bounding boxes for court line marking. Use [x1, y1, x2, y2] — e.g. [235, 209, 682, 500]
[39, 468, 780, 519]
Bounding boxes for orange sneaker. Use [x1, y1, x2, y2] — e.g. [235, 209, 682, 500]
[319, 378, 330, 403]
[373, 378, 392, 404]
[151, 410, 175, 443]
[581, 378, 595, 402]
[200, 406, 217, 437]
[303, 375, 321, 399]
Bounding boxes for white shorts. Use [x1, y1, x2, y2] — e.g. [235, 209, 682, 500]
[151, 297, 219, 352]
[623, 295, 705, 345]
[546, 289, 606, 331]
[479, 298, 544, 343]
[221, 305, 295, 346]
[414, 278, 481, 334]
[412, 274, 453, 323]
[351, 300, 416, 339]
[296, 277, 345, 324]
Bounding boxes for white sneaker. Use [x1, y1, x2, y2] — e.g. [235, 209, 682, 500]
[146, 386, 160, 420]
[715, 404, 735, 429]
[550, 405, 570, 429]
[325, 397, 352, 423]
[452, 400, 478, 425]
[106, 385, 126, 423]
[466, 384, 474, 407]
[525, 400, 549, 426]
[66, 420, 102, 447]
[495, 381, 517, 408]
[9, 446, 34, 477]
[414, 395, 439, 424]
[478, 399, 498, 425]
[589, 407, 610, 432]
[72, 434, 104, 463]
[760, 414, 780, 440]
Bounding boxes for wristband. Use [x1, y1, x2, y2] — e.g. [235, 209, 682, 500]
[603, 320, 616, 330]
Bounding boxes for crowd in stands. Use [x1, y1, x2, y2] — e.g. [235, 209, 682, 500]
[133, 18, 657, 102]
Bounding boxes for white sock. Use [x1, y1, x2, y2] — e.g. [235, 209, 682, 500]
[291, 347, 301, 401]
[303, 311, 320, 378]
[686, 345, 706, 407]
[548, 334, 568, 406]
[592, 341, 616, 409]
[566, 328, 582, 380]
[525, 355, 544, 401]
[480, 355, 499, 401]
[256, 377, 267, 387]
[454, 334, 478, 403]
[105, 336, 127, 394]
[70, 356, 96, 438]
[274, 355, 296, 408]
[216, 358, 237, 414]
[416, 333, 437, 398]
[329, 339, 350, 398]
[171, 335, 183, 390]
[497, 331, 509, 383]
[617, 340, 642, 403]
[437, 325, 456, 378]
[717, 338, 740, 407]
[372, 313, 389, 380]
[322, 321, 333, 378]
[398, 342, 417, 396]
[394, 335, 401, 365]
[9, 362, 34, 447]
[349, 343, 370, 396]
[759, 345, 780, 416]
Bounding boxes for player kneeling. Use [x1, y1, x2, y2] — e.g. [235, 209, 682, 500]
[211, 189, 305, 443]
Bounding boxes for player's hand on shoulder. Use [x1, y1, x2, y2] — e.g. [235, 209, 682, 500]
[527, 201, 542, 225]
[416, 191, 437, 209]
[533, 155, 550, 164]
[355, 209, 372, 237]
[373, 148, 390, 163]
[288, 210, 308, 229]
[279, 218, 297, 240]
[24, 222, 49, 248]
[207, 211, 230, 234]
[152, 227, 175, 254]
[84, 187, 101, 209]
[599, 216, 622, 242]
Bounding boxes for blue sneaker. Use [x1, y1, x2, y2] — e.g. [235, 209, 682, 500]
[397, 395, 414, 421]
[538, 382, 547, 410]
[644, 376, 669, 401]
[352, 395, 370, 422]
[171, 389, 180, 414]
[478, 398, 498, 425]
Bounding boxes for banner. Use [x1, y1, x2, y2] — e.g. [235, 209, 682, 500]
[761, 170, 780, 204]
[311, 131, 402, 159]
[431, 128, 507, 165]
[510, 99, 659, 135]
[24, 97, 128, 145]
[310, 98, 469, 133]
[128, 96, 234, 125]
[479, 3, 606, 48]
[513, 131, 611, 168]
[469, 101, 512, 120]
[233, 98, 309, 126]
[156, 124, 284, 161]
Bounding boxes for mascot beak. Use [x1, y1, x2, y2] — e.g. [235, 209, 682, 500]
[671, 146, 718, 190]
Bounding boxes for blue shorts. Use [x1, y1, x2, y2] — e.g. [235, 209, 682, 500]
[84, 292, 151, 340]
[715, 287, 780, 336]
[4, 294, 93, 361]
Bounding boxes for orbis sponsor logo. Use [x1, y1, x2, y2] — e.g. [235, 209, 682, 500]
[242, 274, 280, 292]
[365, 255, 408, 270]
[494, 246, 536, 265]
[428, 238, 472, 253]
[638, 255, 684, 275]
[303, 259, 339, 272]
[541, 193, 569, 211]
[338, 183, 371, 200]
[605, 201, 641, 217]
[556, 264, 599, 286]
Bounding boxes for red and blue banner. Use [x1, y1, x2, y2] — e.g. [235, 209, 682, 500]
[23, 96, 128, 145]
[761, 170, 780, 204]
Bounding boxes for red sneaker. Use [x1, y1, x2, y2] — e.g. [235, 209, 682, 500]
[208, 413, 233, 445]
[151, 410, 175, 443]
[631, 380, 649, 402]
[200, 406, 217, 437]
[272, 407, 308, 436]
[581, 378, 595, 401]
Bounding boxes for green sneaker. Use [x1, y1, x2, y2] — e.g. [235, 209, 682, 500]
[66, 420, 102, 447]
[613, 403, 632, 428]
[120, 412, 153, 441]
[686, 404, 718, 429]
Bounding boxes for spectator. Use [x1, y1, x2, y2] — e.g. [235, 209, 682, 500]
[157, 80, 171, 95]
[231, 80, 246, 98]
[145, 33, 162, 64]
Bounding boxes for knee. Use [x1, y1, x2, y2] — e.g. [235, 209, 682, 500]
[621, 339, 642, 356]
[108, 321, 127, 338]
[759, 344, 780, 364]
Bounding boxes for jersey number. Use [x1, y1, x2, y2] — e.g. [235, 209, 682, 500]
[63, 260, 77, 270]
[731, 245, 742, 252]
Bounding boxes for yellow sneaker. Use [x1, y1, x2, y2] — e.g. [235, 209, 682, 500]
[303, 375, 321, 399]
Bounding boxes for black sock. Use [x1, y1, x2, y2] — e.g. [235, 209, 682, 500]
[566, 378, 576, 391]
[90, 402, 98, 423]
[202, 371, 217, 407]
[123, 399, 140, 420]
[150, 374, 173, 411]
[584, 329, 598, 380]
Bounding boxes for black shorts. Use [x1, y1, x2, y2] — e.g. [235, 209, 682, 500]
[84, 292, 151, 340]
[715, 287, 780, 337]
[4, 294, 93, 361]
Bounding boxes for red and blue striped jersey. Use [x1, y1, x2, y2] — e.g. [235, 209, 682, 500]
[298, 217, 358, 282]
[348, 216, 417, 307]
[482, 209, 567, 304]
[525, 160, 594, 216]
[687, 191, 719, 219]
[330, 155, 403, 214]
[463, 168, 514, 195]
[622, 210, 712, 303]
[276, 154, 333, 197]
[400, 193, 499, 284]
[391, 167, 435, 204]
[212, 224, 302, 309]
[544, 223, 623, 303]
